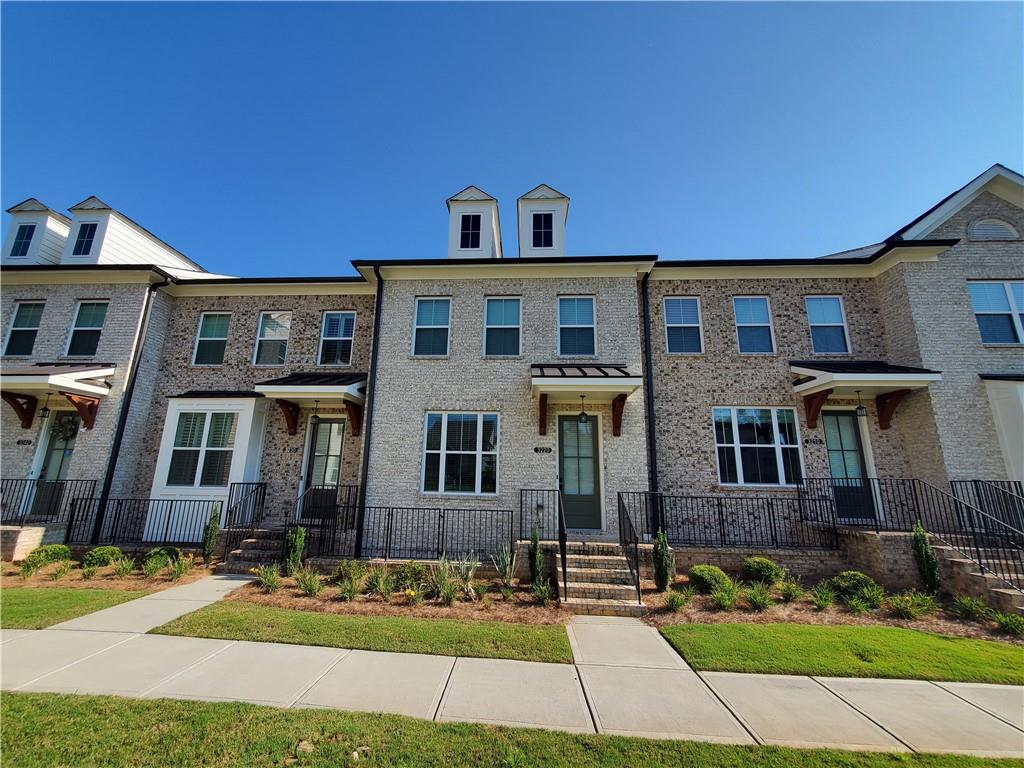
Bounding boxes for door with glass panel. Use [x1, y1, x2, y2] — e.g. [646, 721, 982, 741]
[30, 413, 81, 520]
[302, 419, 346, 522]
[822, 411, 875, 522]
[559, 415, 601, 529]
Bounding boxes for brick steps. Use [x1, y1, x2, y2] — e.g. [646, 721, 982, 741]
[216, 528, 285, 574]
[933, 545, 1024, 615]
[564, 566, 633, 584]
[563, 597, 644, 617]
[558, 542, 643, 615]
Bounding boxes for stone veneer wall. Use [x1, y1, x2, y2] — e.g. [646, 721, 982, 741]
[365, 275, 649, 540]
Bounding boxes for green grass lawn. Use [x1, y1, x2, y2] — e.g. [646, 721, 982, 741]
[661, 623, 1024, 685]
[1, 587, 148, 629]
[5, 693, 1016, 768]
[152, 600, 574, 663]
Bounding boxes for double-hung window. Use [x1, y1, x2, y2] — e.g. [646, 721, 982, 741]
[4, 302, 44, 356]
[733, 296, 775, 354]
[713, 407, 803, 486]
[254, 311, 291, 365]
[319, 312, 356, 365]
[459, 214, 481, 249]
[664, 297, 703, 353]
[422, 412, 499, 495]
[66, 301, 108, 357]
[413, 298, 450, 356]
[166, 411, 237, 487]
[558, 296, 595, 356]
[484, 297, 520, 356]
[193, 313, 230, 365]
[72, 223, 98, 256]
[968, 281, 1023, 344]
[805, 296, 850, 354]
[533, 212, 553, 248]
[10, 224, 35, 258]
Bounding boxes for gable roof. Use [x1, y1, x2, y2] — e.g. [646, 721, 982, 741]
[445, 185, 496, 210]
[5, 198, 72, 225]
[518, 183, 569, 201]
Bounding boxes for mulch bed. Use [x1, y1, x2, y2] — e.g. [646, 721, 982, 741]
[2, 561, 215, 592]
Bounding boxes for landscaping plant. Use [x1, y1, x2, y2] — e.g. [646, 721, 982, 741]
[652, 530, 673, 591]
[202, 503, 221, 564]
[471, 580, 489, 601]
[994, 611, 1024, 636]
[886, 591, 937, 620]
[404, 585, 425, 605]
[779, 578, 804, 603]
[811, 582, 836, 610]
[687, 564, 731, 594]
[282, 527, 306, 576]
[528, 523, 543, 584]
[856, 583, 887, 609]
[365, 567, 395, 601]
[331, 559, 367, 586]
[253, 564, 281, 594]
[490, 544, 517, 590]
[951, 595, 990, 621]
[846, 596, 871, 614]
[429, 558, 455, 600]
[146, 546, 182, 563]
[741, 556, 784, 585]
[22, 544, 71, 573]
[81, 564, 98, 580]
[710, 580, 739, 610]
[294, 566, 324, 597]
[51, 560, 72, 581]
[337, 578, 359, 602]
[142, 554, 166, 578]
[19, 560, 39, 579]
[531, 579, 553, 606]
[744, 582, 773, 612]
[112, 556, 136, 577]
[392, 561, 428, 591]
[826, 570, 879, 602]
[453, 554, 480, 597]
[664, 590, 686, 612]
[82, 545, 123, 568]
[167, 554, 193, 581]
[499, 585, 514, 601]
[911, 521, 940, 594]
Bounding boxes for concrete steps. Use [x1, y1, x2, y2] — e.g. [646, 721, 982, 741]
[933, 544, 1024, 615]
[216, 528, 285, 574]
[558, 542, 643, 616]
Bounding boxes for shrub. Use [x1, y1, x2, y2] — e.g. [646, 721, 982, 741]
[429, 558, 455, 599]
[438, 578, 460, 606]
[453, 554, 480, 599]
[202, 503, 221, 564]
[827, 571, 879, 602]
[653, 530, 673, 592]
[745, 582, 773, 612]
[142, 555, 166, 578]
[19, 561, 38, 579]
[846, 596, 871, 615]
[710, 581, 739, 610]
[82, 546, 123, 568]
[471, 580, 489, 601]
[529, 524, 543, 584]
[912, 521, 940, 594]
[51, 560, 72, 581]
[146, 546, 182, 563]
[282, 527, 306, 576]
[665, 591, 686, 612]
[856, 583, 887, 610]
[742, 556, 785, 585]
[887, 591, 937, 619]
[531, 579, 553, 606]
[167, 554, 193, 581]
[688, 564, 731, 595]
[909, 591, 939, 616]
[994, 612, 1024, 636]
[253, 565, 281, 594]
[499, 585, 514, 601]
[392, 561, 428, 591]
[490, 544, 517, 589]
[23, 544, 71, 572]
[951, 595, 991, 622]
[779, 579, 804, 603]
[294, 567, 323, 597]
[331, 559, 367, 586]
[366, 567, 395, 601]
[337, 578, 359, 602]
[112, 556, 136, 577]
[811, 582, 836, 610]
[81, 565, 98, 580]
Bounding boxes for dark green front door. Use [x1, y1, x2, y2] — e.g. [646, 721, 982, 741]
[822, 411, 876, 522]
[559, 415, 601, 529]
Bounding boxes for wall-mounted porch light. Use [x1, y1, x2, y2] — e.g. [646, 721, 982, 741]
[310, 399, 321, 425]
[854, 390, 867, 418]
[577, 395, 588, 425]
[37, 394, 51, 421]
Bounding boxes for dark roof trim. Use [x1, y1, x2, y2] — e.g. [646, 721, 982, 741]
[353, 254, 657, 268]
[531, 364, 635, 378]
[173, 275, 367, 286]
[255, 372, 367, 387]
[979, 373, 1024, 382]
[168, 390, 264, 399]
[789, 360, 941, 375]
[0, 362, 117, 376]
[5, 197, 72, 225]
[655, 240, 959, 269]
[0, 263, 176, 281]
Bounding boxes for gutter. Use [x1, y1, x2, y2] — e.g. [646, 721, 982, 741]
[640, 272, 658, 496]
[354, 265, 385, 557]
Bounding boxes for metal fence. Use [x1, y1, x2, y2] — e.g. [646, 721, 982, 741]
[951, 480, 1024, 534]
[0, 479, 96, 526]
[220, 482, 269, 556]
[65, 497, 221, 546]
[519, 488, 561, 540]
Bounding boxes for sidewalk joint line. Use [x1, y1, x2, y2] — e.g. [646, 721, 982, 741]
[285, 649, 352, 708]
[13, 632, 139, 691]
[431, 656, 460, 722]
[573, 664, 601, 734]
[138, 639, 239, 698]
[809, 677, 916, 753]
[693, 671, 763, 745]
[928, 681, 1024, 734]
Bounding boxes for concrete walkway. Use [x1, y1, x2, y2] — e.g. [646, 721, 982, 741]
[2, 579, 1022, 757]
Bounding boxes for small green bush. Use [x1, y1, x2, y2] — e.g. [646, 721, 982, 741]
[331, 559, 367, 586]
[81, 564, 98, 580]
[336, 578, 359, 602]
[653, 530, 673, 592]
[951, 595, 991, 621]
[688, 564, 731, 594]
[909, 591, 939, 616]
[392, 561, 428, 591]
[856, 583, 887, 610]
[744, 582, 773, 612]
[51, 560, 72, 581]
[779, 579, 804, 603]
[405, 583, 426, 606]
[471, 580, 489, 601]
[19, 561, 39, 579]
[282, 527, 306, 576]
[912, 521, 940, 594]
[167, 554, 193, 581]
[529, 524, 543, 584]
[429, 558, 455, 600]
[438, 578, 459, 606]
[112, 556, 136, 577]
[499, 585, 514, 601]
[846, 596, 871, 614]
[665, 591, 686, 612]
[202, 504, 221, 564]
[366, 567, 395, 601]
[741, 556, 785, 585]
[253, 565, 281, 594]
[82, 546, 123, 568]
[23, 544, 71, 571]
[142, 555, 165, 578]
[994, 612, 1024, 636]
[811, 582, 836, 610]
[827, 571, 879, 601]
[294, 567, 323, 597]
[531, 579, 553, 606]
[710, 581, 739, 610]
[146, 546, 182, 563]
[887, 591, 937, 620]
[490, 544, 517, 589]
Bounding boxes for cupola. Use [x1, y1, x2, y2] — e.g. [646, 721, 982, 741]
[1, 198, 71, 265]
[446, 186, 502, 259]
[517, 184, 569, 258]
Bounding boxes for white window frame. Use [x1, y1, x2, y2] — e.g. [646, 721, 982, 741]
[3, 301, 44, 357]
[191, 312, 231, 367]
[317, 310, 357, 367]
[64, 300, 109, 357]
[712, 406, 805, 488]
[9, 224, 36, 258]
[71, 222, 99, 257]
[412, 297, 451, 357]
[458, 213, 482, 251]
[420, 411, 500, 496]
[663, 296, 704, 355]
[531, 211, 555, 250]
[483, 296, 521, 357]
[557, 295, 597, 357]
[805, 295, 852, 355]
[252, 310, 291, 367]
[164, 410, 238, 488]
[968, 281, 1024, 345]
[733, 295, 776, 355]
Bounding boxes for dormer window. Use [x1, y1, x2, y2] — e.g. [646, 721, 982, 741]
[532, 212, 553, 249]
[969, 218, 1019, 241]
[10, 224, 35, 258]
[72, 223, 98, 256]
[459, 214, 481, 249]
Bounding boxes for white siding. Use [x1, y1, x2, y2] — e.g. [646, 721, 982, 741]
[61, 212, 200, 272]
[1, 213, 68, 266]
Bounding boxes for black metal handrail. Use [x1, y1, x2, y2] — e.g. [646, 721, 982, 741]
[293, 484, 359, 557]
[519, 488, 560, 540]
[221, 482, 268, 557]
[616, 493, 642, 603]
[951, 480, 1024, 533]
[65, 497, 220, 546]
[556, 491, 569, 601]
[0, 479, 96, 526]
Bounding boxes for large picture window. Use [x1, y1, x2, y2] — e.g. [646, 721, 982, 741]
[713, 407, 803, 486]
[166, 411, 237, 487]
[968, 281, 1023, 345]
[193, 313, 230, 365]
[558, 296, 595, 356]
[422, 412, 499, 495]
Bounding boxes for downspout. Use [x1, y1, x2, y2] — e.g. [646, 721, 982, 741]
[640, 272, 659, 495]
[354, 265, 384, 558]
[90, 274, 171, 544]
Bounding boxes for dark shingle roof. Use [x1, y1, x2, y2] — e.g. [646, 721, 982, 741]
[789, 360, 940, 375]
[531, 364, 637, 378]
[256, 373, 367, 387]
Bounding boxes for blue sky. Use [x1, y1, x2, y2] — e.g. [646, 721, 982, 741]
[2, 2, 1021, 276]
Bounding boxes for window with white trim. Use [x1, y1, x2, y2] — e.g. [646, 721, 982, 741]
[72, 223, 98, 256]
[254, 311, 291, 366]
[66, 301, 108, 357]
[459, 214, 481, 249]
[10, 224, 35, 258]
[664, 297, 702, 354]
[733, 296, 775, 354]
[484, 297, 520, 356]
[805, 296, 850, 354]
[422, 412, 499, 494]
[558, 296, 595, 356]
[713, 407, 803, 486]
[193, 313, 230, 365]
[532, 212, 553, 248]
[413, 298, 450, 356]
[166, 411, 237, 487]
[4, 302, 44, 356]
[319, 311, 356, 365]
[968, 281, 1023, 345]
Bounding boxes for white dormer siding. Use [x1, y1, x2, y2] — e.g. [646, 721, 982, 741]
[446, 186, 502, 259]
[1, 199, 71, 266]
[518, 184, 569, 258]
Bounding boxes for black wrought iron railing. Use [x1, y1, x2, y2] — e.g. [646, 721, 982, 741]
[293, 484, 359, 557]
[65, 497, 221, 546]
[220, 482, 268, 556]
[616, 493, 642, 603]
[0, 479, 96, 526]
[519, 488, 561, 540]
[951, 480, 1024, 533]
[360, 506, 513, 561]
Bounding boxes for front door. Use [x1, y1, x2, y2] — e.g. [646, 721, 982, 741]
[31, 413, 81, 520]
[301, 419, 346, 522]
[558, 415, 601, 530]
[822, 411, 875, 522]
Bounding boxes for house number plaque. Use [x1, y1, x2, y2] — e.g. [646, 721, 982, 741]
[16, 439, 32, 446]
[803, 437, 824, 446]
[533, 447, 552, 454]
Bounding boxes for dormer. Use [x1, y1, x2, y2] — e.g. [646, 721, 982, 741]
[446, 186, 502, 259]
[1, 199, 71, 266]
[518, 184, 569, 258]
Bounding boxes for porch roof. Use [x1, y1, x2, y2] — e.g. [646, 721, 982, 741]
[789, 360, 941, 397]
[0, 362, 115, 398]
[253, 372, 367, 403]
[529, 363, 642, 403]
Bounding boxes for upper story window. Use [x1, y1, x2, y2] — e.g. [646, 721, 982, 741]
[4, 302, 44, 356]
[459, 214, 481, 249]
[968, 281, 1023, 345]
[193, 312, 230, 365]
[9, 224, 36, 258]
[66, 301, 108, 357]
[664, 297, 703, 354]
[558, 296, 595, 356]
[413, 298, 450, 356]
[254, 311, 291, 366]
[166, 411, 236, 487]
[805, 296, 850, 354]
[319, 311, 356, 365]
[714, 406, 803, 487]
[968, 218, 1019, 241]
[484, 297, 520, 356]
[532, 212, 554, 249]
[71, 223, 98, 256]
[422, 411, 499, 495]
[733, 296, 775, 354]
